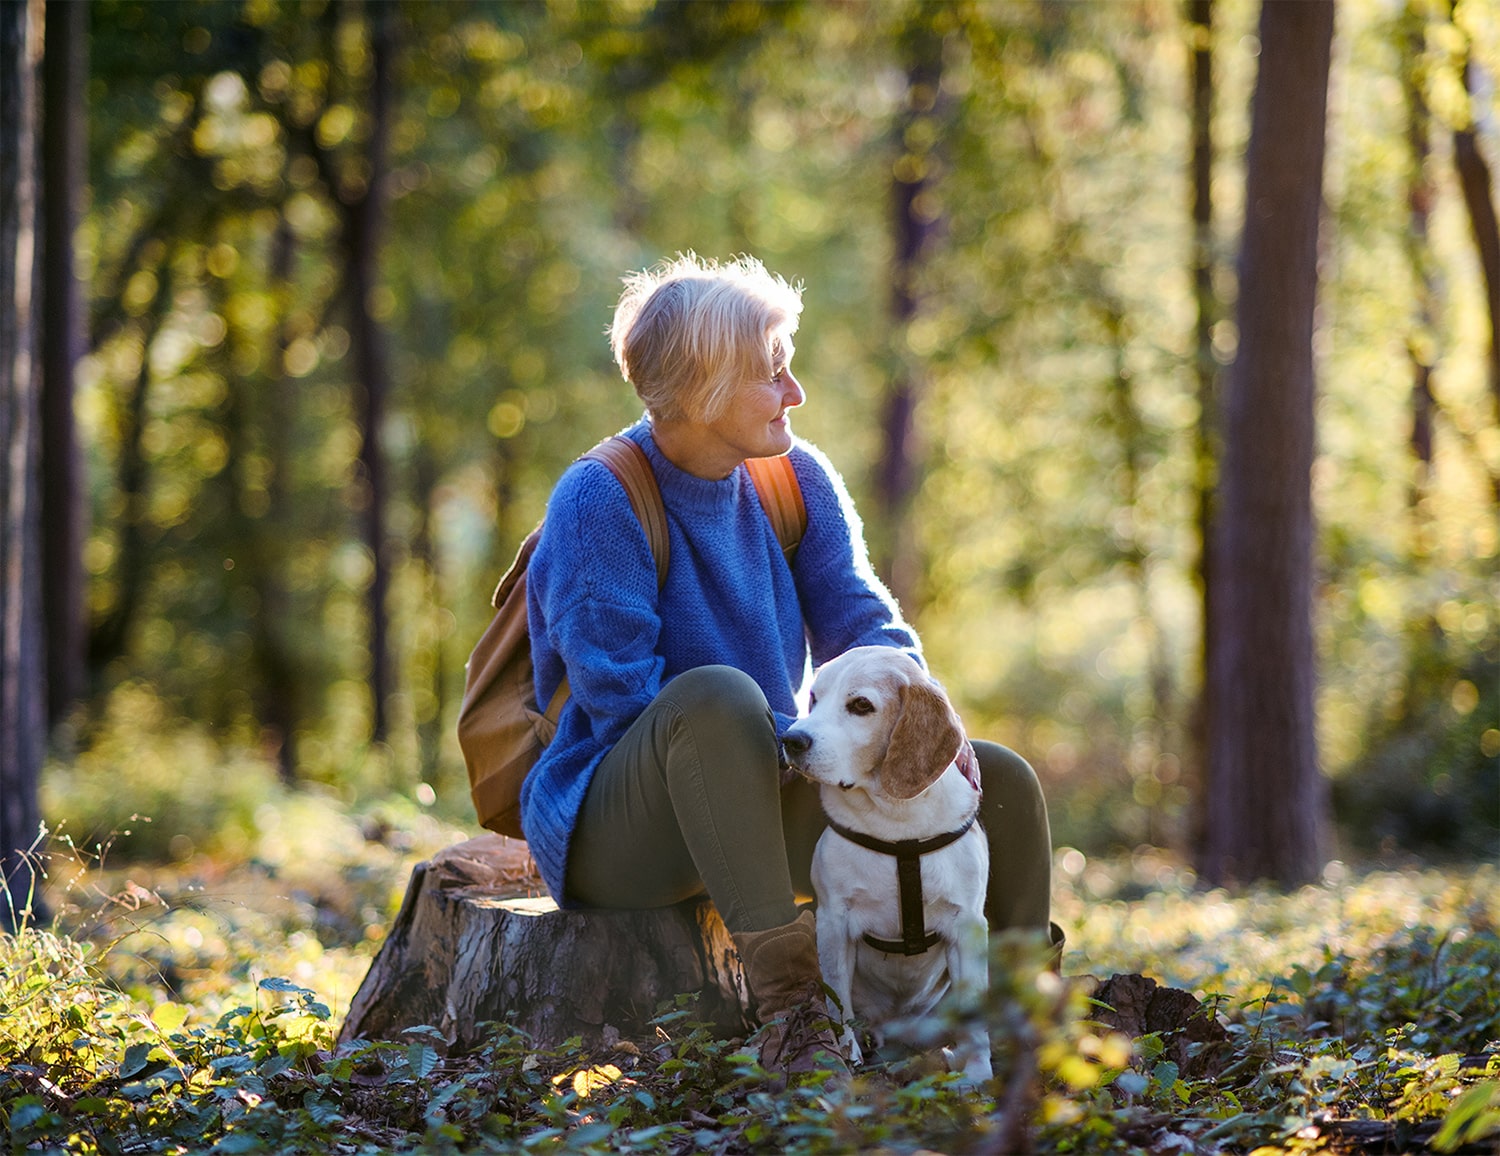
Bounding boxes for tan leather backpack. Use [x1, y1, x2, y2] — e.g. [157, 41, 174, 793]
[457, 435, 806, 837]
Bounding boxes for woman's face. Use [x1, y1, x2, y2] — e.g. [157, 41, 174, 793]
[702, 340, 805, 464]
[652, 330, 806, 479]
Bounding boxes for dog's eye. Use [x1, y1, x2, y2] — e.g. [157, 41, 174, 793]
[847, 696, 876, 716]
[808, 693, 817, 708]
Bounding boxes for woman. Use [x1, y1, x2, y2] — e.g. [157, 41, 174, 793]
[521, 253, 1056, 1077]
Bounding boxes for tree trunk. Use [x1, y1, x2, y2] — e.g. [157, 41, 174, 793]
[1, 0, 48, 933]
[87, 281, 165, 675]
[342, 0, 396, 743]
[40, 0, 87, 731]
[875, 16, 946, 611]
[1187, 0, 1217, 854]
[1452, 56, 1500, 430]
[411, 445, 442, 786]
[338, 836, 751, 1053]
[1201, 0, 1334, 888]
[252, 215, 299, 784]
[1100, 298, 1174, 846]
[1401, 2, 1438, 520]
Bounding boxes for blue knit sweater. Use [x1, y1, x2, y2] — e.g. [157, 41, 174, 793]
[520, 419, 920, 903]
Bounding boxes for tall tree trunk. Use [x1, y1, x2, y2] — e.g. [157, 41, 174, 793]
[220, 215, 299, 784]
[342, 0, 396, 742]
[1451, 55, 1500, 431]
[1402, 1, 1438, 523]
[1404, 64, 1440, 509]
[88, 283, 166, 674]
[1, 0, 48, 932]
[255, 217, 299, 784]
[1201, 0, 1334, 889]
[876, 17, 946, 610]
[411, 444, 442, 786]
[1098, 294, 1173, 845]
[1188, 0, 1217, 855]
[40, 0, 86, 732]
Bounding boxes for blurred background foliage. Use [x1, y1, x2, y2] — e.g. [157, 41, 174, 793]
[44, 0, 1497, 869]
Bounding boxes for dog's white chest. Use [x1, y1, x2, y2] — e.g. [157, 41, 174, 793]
[812, 827, 987, 1019]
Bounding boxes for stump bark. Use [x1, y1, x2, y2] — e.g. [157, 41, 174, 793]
[338, 835, 750, 1053]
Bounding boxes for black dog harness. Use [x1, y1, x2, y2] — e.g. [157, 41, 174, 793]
[822, 811, 980, 956]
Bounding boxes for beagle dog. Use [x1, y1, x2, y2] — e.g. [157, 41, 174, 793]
[781, 646, 992, 1085]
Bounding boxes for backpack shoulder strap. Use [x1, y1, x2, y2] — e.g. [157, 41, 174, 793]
[581, 435, 670, 589]
[744, 454, 807, 563]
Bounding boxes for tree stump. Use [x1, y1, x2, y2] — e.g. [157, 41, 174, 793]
[338, 835, 750, 1053]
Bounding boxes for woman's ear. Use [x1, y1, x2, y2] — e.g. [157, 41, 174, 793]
[880, 679, 964, 800]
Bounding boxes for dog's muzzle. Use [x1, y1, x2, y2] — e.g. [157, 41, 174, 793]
[779, 730, 812, 775]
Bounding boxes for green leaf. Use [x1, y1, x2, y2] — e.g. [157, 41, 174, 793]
[9, 1097, 48, 1130]
[211, 1129, 269, 1153]
[152, 1002, 188, 1033]
[211, 1055, 253, 1077]
[568, 1120, 616, 1146]
[628, 1124, 684, 1143]
[408, 1041, 440, 1079]
[1431, 1082, 1500, 1154]
[303, 1091, 343, 1127]
[258, 977, 311, 995]
[119, 1041, 152, 1078]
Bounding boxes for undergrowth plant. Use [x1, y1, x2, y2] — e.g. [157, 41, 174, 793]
[4, 852, 1498, 1154]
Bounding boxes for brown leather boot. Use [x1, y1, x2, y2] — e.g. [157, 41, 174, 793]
[1049, 921, 1067, 973]
[731, 909, 847, 1081]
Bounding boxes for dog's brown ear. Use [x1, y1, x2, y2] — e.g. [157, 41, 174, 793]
[880, 678, 964, 800]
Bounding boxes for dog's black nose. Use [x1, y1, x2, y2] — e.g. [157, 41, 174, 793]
[781, 732, 811, 759]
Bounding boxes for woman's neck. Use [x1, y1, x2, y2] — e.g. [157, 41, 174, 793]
[649, 417, 740, 480]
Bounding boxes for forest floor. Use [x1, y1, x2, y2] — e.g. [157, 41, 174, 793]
[3, 792, 1499, 1154]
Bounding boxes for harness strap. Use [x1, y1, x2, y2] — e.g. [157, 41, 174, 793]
[822, 811, 979, 957]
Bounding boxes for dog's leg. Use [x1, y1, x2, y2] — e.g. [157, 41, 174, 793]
[943, 913, 993, 1085]
[815, 905, 862, 1065]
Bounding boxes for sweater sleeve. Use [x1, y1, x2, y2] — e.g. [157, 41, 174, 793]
[787, 442, 924, 668]
[526, 460, 666, 748]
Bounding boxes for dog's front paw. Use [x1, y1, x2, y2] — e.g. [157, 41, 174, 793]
[942, 1044, 993, 1088]
[841, 1026, 863, 1066]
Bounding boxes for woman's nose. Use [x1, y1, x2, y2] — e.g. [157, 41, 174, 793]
[782, 368, 806, 408]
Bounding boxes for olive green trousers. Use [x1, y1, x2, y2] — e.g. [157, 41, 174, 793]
[565, 665, 1053, 937]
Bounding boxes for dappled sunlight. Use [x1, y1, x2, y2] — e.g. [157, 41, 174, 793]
[6, 837, 1498, 1152]
[556, 1063, 626, 1099]
[34, 716, 475, 1031]
[1057, 848, 1500, 1004]
[30, 0, 1489, 876]
[6, 0, 1498, 1147]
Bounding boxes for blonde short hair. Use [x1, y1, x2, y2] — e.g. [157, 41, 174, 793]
[609, 253, 803, 423]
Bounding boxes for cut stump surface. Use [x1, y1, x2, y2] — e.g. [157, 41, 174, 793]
[338, 835, 750, 1053]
